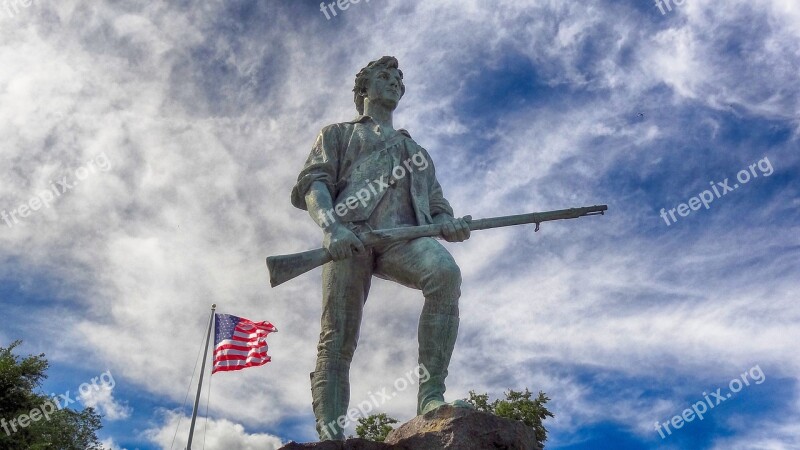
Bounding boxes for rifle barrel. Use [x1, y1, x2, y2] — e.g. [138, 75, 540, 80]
[469, 205, 607, 231]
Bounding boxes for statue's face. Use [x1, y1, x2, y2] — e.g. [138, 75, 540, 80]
[364, 67, 403, 110]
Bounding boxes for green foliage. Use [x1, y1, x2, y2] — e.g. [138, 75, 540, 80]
[467, 388, 554, 447]
[466, 391, 493, 413]
[0, 341, 49, 416]
[355, 412, 398, 442]
[0, 341, 103, 450]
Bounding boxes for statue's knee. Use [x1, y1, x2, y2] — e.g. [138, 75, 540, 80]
[422, 260, 461, 302]
[317, 332, 358, 364]
[438, 260, 462, 287]
[318, 347, 357, 366]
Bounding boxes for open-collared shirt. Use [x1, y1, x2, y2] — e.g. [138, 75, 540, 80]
[291, 115, 454, 226]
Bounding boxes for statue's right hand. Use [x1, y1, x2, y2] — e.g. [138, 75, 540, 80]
[323, 223, 365, 261]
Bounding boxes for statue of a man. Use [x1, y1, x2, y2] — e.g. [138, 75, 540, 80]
[290, 56, 471, 440]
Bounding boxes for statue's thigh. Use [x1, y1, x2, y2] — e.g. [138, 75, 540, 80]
[374, 237, 458, 290]
[321, 253, 374, 307]
[318, 254, 375, 358]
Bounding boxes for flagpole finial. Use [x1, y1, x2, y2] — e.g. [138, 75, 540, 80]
[212, 304, 217, 309]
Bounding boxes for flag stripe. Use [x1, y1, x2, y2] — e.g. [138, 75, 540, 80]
[212, 359, 271, 373]
[215, 342, 264, 351]
[214, 351, 268, 360]
[214, 347, 265, 357]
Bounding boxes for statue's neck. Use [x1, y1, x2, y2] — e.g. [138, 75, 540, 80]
[363, 102, 394, 131]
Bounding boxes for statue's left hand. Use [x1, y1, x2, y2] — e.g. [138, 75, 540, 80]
[437, 215, 471, 242]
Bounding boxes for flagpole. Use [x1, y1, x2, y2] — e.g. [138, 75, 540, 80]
[187, 304, 216, 450]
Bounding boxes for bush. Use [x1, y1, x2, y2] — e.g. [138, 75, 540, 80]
[466, 388, 553, 447]
[354, 412, 398, 442]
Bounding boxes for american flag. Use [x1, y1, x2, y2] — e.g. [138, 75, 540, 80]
[212, 313, 277, 374]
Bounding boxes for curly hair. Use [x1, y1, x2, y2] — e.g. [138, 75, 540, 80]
[352, 56, 405, 115]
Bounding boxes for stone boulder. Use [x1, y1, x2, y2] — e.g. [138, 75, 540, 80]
[279, 405, 541, 450]
[384, 405, 541, 449]
[278, 438, 389, 450]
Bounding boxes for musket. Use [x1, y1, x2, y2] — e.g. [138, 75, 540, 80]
[266, 204, 607, 287]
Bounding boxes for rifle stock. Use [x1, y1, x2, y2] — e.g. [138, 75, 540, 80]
[266, 204, 607, 287]
[267, 248, 332, 287]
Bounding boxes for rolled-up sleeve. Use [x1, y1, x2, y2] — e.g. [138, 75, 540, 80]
[423, 148, 454, 218]
[429, 176, 454, 218]
[290, 125, 341, 210]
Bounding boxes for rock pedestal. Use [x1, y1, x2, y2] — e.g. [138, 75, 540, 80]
[278, 405, 542, 450]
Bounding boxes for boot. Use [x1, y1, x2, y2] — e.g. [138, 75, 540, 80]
[310, 361, 349, 440]
[417, 312, 462, 415]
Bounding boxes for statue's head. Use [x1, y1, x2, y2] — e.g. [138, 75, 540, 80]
[353, 56, 405, 115]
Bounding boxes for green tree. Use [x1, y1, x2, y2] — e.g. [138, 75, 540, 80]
[355, 412, 398, 442]
[467, 388, 554, 447]
[0, 341, 103, 450]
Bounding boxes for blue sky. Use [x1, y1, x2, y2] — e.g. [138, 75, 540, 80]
[1, 0, 798, 449]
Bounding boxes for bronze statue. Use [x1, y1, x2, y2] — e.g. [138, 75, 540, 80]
[279, 56, 607, 441]
[290, 56, 471, 440]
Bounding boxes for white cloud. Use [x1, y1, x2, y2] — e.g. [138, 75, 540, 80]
[145, 410, 283, 450]
[710, 418, 800, 450]
[0, 0, 797, 447]
[78, 382, 132, 421]
[100, 437, 127, 450]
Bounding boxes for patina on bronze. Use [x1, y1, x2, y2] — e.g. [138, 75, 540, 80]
[275, 56, 606, 441]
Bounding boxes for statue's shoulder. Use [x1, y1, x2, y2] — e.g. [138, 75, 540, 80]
[317, 117, 366, 136]
[396, 128, 426, 152]
[398, 128, 423, 147]
[318, 121, 348, 135]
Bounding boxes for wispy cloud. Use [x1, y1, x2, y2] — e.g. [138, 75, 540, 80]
[1, 0, 797, 448]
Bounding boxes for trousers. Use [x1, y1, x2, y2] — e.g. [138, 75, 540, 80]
[311, 236, 461, 440]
